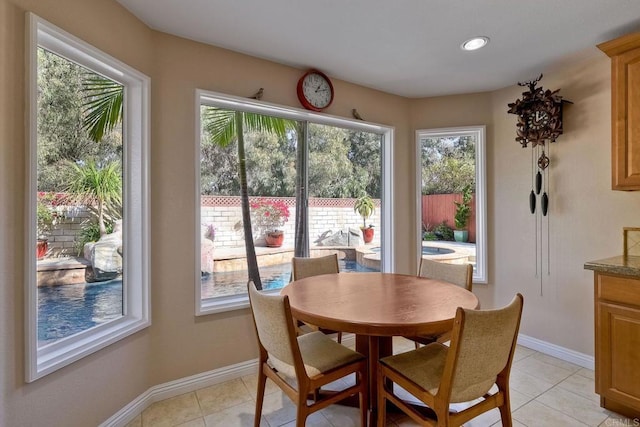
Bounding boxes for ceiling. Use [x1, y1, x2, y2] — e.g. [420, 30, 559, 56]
[116, 0, 640, 98]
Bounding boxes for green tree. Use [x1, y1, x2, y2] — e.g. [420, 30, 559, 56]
[202, 107, 294, 289]
[421, 136, 475, 195]
[246, 131, 296, 196]
[308, 124, 353, 197]
[81, 74, 124, 143]
[37, 48, 122, 191]
[347, 130, 381, 198]
[66, 160, 122, 237]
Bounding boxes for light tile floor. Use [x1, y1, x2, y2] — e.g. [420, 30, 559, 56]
[125, 338, 637, 427]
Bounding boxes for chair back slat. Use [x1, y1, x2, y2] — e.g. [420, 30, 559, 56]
[292, 254, 339, 281]
[418, 258, 472, 291]
[447, 294, 523, 403]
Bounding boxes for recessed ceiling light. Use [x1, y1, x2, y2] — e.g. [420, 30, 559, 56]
[461, 36, 490, 51]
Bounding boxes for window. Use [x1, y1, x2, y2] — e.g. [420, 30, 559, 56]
[26, 14, 150, 381]
[196, 90, 394, 314]
[416, 126, 487, 283]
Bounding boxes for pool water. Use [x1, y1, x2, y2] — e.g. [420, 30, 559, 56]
[201, 259, 378, 298]
[38, 259, 378, 345]
[370, 245, 453, 256]
[38, 279, 123, 345]
[422, 246, 454, 255]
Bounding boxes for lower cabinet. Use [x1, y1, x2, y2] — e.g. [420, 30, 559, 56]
[595, 272, 640, 418]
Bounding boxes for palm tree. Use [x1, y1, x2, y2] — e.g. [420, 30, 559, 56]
[67, 160, 122, 237]
[203, 107, 294, 289]
[81, 74, 123, 143]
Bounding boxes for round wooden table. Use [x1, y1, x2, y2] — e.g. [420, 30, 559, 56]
[281, 272, 479, 423]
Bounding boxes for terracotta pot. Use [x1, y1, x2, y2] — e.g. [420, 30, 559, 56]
[37, 239, 48, 260]
[361, 227, 374, 244]
[265, 231, 284, 248]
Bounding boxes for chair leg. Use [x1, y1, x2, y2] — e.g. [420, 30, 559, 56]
[337, 331, 343, 343]
[498, 391, 513, 427]
[359, 370, 369, 427]
[377, 367, 387, 427]
[295, 405, 308, 427]
[254, 367, 267, 427]
[415, 341, 420, 349]
[433, 404, 449, 427]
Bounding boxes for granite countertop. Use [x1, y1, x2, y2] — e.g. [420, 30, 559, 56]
[584, 255, 640, 277]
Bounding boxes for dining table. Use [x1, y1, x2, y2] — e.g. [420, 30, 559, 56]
[280, 271, 480, 425]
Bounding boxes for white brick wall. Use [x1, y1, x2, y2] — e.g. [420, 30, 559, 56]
[201, 199, 381, 248]
[43, 197, 381, 257]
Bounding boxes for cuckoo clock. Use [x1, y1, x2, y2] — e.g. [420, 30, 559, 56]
[507, 74, 570, 290]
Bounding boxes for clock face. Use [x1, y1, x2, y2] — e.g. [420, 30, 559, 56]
[527, 109, 550, 130]
[297, 70, 334, 111]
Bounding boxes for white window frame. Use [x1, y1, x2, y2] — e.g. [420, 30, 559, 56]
[196, 89, 394, 315]
[415, 126, 488, 283]
[25, 14, 151, 382]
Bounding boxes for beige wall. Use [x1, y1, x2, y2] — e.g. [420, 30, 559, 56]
[0, 1, 411, 425]
[2, 0, 640, 425]
[487, 55, 640, 354]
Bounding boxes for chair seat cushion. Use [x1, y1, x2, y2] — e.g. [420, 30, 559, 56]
[380, 342, 448, 395]
[270, 331, 364, 378]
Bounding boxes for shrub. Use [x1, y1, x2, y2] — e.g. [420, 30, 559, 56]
[75, 220, 114, 255]
[433, 221, 454, 241]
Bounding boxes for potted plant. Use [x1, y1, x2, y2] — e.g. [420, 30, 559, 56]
[36, 196, 53, 260]
[354, 193, 375, 244]
[453, 185, 473, 242]
[250, 199, 290, 247]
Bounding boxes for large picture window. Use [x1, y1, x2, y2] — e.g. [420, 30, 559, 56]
[26, 14, 150, 381]
[416, 126, 487, 283]
[196, 91, 394, 314]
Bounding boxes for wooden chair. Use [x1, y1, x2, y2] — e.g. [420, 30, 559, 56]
[247, 281, 368, 427]
[377, 293, 524, 427]
[291, 254, 343, 343]
[405, 258, 473, 348]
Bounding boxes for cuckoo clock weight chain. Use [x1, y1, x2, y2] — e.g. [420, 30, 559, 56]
[508, 74, 571, 294]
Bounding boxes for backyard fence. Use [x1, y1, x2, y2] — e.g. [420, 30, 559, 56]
[421, 193, 477, 243]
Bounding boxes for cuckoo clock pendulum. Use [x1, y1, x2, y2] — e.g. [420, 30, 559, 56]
[507, 74, 570, 289]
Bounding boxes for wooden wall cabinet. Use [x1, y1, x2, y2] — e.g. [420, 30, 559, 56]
[594, 272, 640, 418]
[598, 33, 640, 190]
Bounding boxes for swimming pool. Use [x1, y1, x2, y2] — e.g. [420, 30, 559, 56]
[38, 278, 123, 345]
[422, 246, 454, 255]
[38, 259, 377, 344]
[200, 259, 377, 298]
[369, 245, 454, 255]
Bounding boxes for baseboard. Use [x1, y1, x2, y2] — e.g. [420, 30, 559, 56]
[517, 333, 594, 370]
[99, 358, 259, 427]
[348, 333, 594, 371]
[101, 333, 593, 426]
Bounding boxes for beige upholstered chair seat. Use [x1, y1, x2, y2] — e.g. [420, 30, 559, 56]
[269, 331, 364, 378]
[378, 343, 447, 396]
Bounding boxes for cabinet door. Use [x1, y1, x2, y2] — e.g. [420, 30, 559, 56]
[611, 48, 640, 189]
[597, 301, 640, 411]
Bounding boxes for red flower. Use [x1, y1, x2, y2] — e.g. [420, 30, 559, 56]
[251, 199, 290, 231]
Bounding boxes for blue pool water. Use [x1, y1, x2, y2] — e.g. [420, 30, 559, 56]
[422, 246, 454, 255]
[39, 259, 378, 344]
[370, 245, 453, 255]
[200, 259, 378, 298]
[38, 279, 123, 345]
